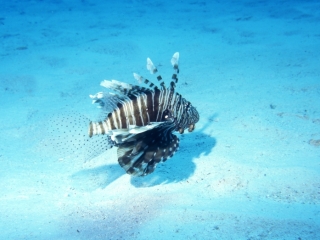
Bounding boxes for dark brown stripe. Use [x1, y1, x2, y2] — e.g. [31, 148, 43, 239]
[170, 81, 176, 89]
[117, 102, 127, 129]
[174, 93, 182, 114]
[157, 89, 167, 121]
[130, 95, 142, 126]
[167, 89, 174, 109]
[89, 121, 93, 137]
[108, 113, 116, 129]
[172, 73, 178, 83]
[160, 82, 165, 90]
[115, 109, 121, 129]
[99, 121, 105, 134]
[144, 92, 153, 125]
[151, 88, 161, 122]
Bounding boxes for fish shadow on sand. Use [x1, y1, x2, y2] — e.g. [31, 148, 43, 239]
[131, 114, 217, 187]
[130, 131, 216, 188]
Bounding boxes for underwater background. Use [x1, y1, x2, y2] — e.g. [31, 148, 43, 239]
[1, 0, 319, 239]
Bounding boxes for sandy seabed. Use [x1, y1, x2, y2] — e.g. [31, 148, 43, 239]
[0, 0, 319, 239]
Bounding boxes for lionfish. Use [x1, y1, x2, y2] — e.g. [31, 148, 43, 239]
[88, 52, 199, 176]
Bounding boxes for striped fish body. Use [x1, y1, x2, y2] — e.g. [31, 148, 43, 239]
[89, 88, 186, 136]
[89, 52, 199, 176]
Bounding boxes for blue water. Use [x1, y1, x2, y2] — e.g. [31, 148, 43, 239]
[1, 0, 320, 239]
